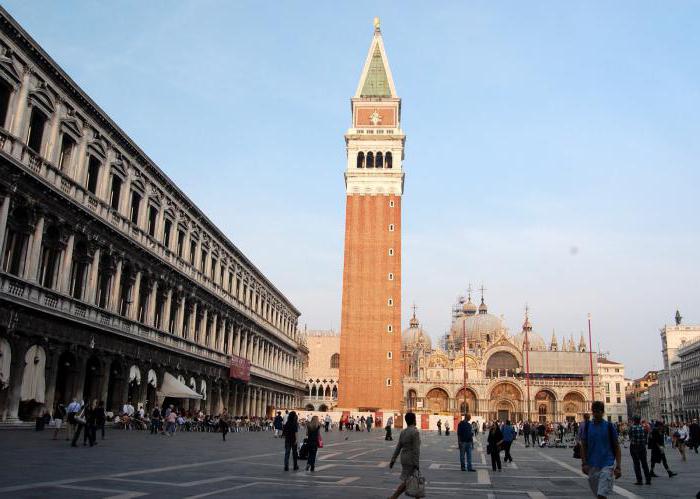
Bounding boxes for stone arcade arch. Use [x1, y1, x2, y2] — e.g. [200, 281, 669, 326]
[426, 387, 449, 413]
[563, 391, 586, 422]
[535, 389, 557, 423]
[489, 382, 523, 422]
[456, 387, 478, 415]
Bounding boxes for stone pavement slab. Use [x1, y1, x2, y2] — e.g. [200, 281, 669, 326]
[0, 428, 698, 498]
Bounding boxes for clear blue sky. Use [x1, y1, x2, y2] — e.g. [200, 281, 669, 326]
[7, 1, 700, 378]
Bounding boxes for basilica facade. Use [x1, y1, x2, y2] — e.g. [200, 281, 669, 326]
[0, 7, 306, 423]
[402, 294, 598, 423]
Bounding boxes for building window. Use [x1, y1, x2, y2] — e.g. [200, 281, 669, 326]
[389, 224, 394, 232]
[163, 219, 172, 248]
[617, 397, 621, 404]
[356, 151, 364, 168]
[386, 378, 392, 386]
[388, 298, 393, 306]
[615, 382, 621, 393]
[387, 351, 393, 360]
[210, 258, 217, 280]
[366, 151, 374, 168]
[58, 134, 76, 171]
[26, 107, 48, 153]
[86, 156, 101, 195]
[386, 151, 393, 169]
[189, 240, 197, 265]
[2, 227, 29, 277]
[109, 174, 122, 210]
[376, 151, 384, 168]
[129, 191, 141, 225]
[330, 353, 339, 369]
[388, 248, 394, 256]
[38, 226, 62, 289]
[387, 324, 393, 333]
[176, 230, 185, 257]
[389, 200, 395, 208]
[200, 249, 207, 272]
[147, 205, 158, 237]
[388, 273, 394, 281]
[605, 396, 610, 403]
[0, 79, 12, 128]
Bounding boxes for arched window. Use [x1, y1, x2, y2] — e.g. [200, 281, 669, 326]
[376, 152, 383, 168]
[311, 385, 317, 397]
[356, 152, 365, 168]
[332, 386, 338, 399]
[330, 353, 340, 369]
[324, 386, 331, 398]
[366, 152, 374, 168]
[385, 152, 393, 169]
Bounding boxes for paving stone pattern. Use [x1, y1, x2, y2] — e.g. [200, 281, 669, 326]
[0, 428, 698, 498]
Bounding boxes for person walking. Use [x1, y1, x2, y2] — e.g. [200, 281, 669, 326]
[366, 414, 373, 432]
[324, 413, 332, 433]
[437, 419, 442, 436]
[530, 421, 539, 447]
[649, 421, 676, 478]
[305, 415, 321, 472]
[523, 420, 531, 448]
[487, 421, 504, 471]
[219, 410, 230, 441]
[282, 411, 300, 471]
[445, 419, 450, 437]
[65, 398, 81, 443]
[628, 415, 651, 485]
[689, 419, 700, 453]
[502, 420, 515, 463]
[150, 406, 161, 435]
[457, 414, 476, 472]
[85, 399, 97, 447]
[70, 401, 87, 448]
[675, 423, 688, 462]
[273, 411, 283, 438]
[52, 402, 66, 441]
[580, 401, 622, 499]
[94, 400, 106, 441]
[389, 412, 421, 499]
[385, 415, 394, 441]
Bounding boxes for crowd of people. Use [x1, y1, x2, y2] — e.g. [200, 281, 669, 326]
[36, 398, 700, 498]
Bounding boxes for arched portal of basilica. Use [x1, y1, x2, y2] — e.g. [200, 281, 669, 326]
[401, 295, 599, 424]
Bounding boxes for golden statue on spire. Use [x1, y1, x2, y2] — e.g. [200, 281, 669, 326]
[374, 16, 381, 32]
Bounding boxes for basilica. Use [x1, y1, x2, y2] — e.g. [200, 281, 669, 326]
[401, 293, 598, 424]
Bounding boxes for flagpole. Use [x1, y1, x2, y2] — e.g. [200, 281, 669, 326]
[587, 313, 595, 405]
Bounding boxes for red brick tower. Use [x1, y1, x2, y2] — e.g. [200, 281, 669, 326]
[339, 18, 405, 411]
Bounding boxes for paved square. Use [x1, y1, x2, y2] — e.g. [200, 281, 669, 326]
[0, 428, 698, 498]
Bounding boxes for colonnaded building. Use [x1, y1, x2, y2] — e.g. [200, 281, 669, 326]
[0, 7, 307, 423]
[401, 294, 601, 423]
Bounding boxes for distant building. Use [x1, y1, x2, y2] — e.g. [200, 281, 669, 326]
[597, 358, 628, 422]
[401, 294, 598, 424]
[678, 337, 700, 422]
[301, 330, 339, 411]
[658, 317, 700, 422]
[625, 371, 658, 421]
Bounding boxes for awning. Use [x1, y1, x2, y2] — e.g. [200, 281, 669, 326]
[158, 372, 203, 399]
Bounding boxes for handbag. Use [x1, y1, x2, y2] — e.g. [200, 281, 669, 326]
[318, 434, 323, 448]
[405, 468, 426, 498]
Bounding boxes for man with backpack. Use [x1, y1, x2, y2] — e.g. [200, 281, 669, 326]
[580, 401, 622, 499]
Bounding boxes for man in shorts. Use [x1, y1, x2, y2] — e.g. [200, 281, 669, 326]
[580, 401, 622, 499]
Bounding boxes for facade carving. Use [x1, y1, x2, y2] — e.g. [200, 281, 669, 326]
[0, 7, 306, 422]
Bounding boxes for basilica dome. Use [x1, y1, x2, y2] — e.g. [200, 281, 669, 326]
[402, 313, 432, 351]
[512, 331, 547, 351]
[450, 298, 505, 347]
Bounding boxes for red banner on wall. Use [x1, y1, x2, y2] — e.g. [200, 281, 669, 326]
[229, 355, 251, 382]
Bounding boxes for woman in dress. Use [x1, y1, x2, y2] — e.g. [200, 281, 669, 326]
[389, 412, 421, 499]
[306, 415, 321, 472]
[487, 421, 504, 471]
[282, 411, 299, 471]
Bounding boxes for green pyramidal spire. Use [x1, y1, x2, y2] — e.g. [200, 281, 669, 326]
[360, 45, 391, 97]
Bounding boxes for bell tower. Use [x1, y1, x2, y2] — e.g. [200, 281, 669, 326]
[338, 18, 405, 411]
